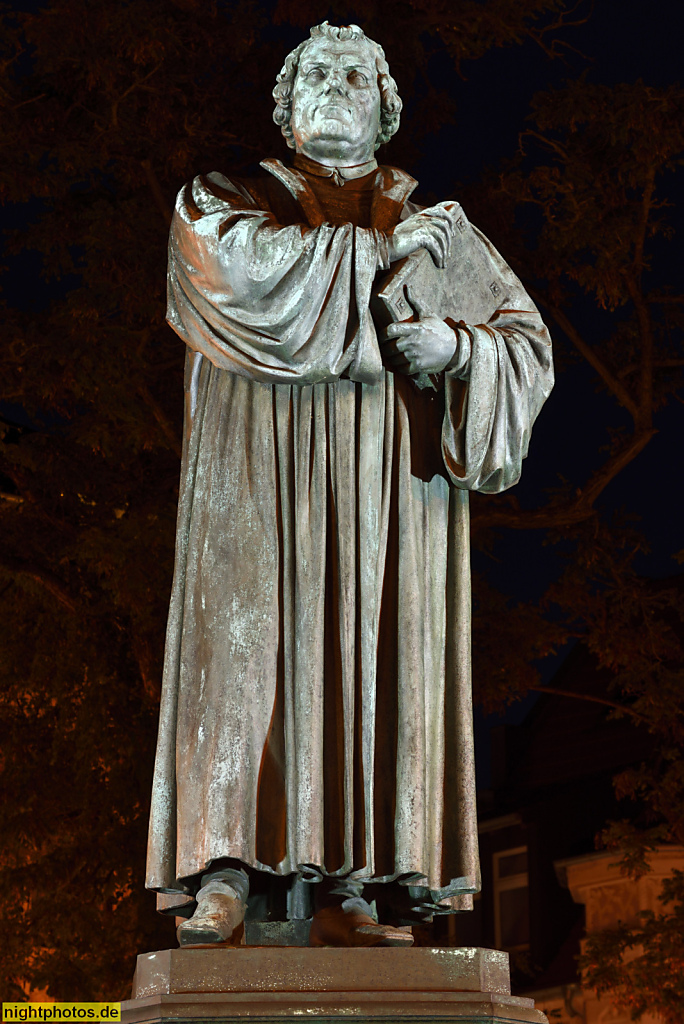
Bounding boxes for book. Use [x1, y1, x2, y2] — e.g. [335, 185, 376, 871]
[371, 203, 510, 389]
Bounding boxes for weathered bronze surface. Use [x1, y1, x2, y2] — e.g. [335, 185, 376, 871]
[145, 21, 553, 937]
[122, 946, 549, 1023]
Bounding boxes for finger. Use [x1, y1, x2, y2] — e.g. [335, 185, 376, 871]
[383, 322, 413, 340]
[390, 339, 420, 359]
[423, 236, 446, 269]
[426, 215, 456, 255]
[422, 206, 457, 230]
[436, 201, 460, 224]
[435, 227, 450, 266]
[422, 213, 454, 237]
[388, 340, 417, 360]
[407, 286, 434, 320]
[389, 320, 424, 336]
[422, 203, 456, 221]
[435, 201, 460, 224]
[426, 217, 452, 242]
[424, 220, 451, 260]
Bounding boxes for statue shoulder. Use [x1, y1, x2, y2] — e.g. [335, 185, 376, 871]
[172, 171, 259, 224]
[201, 171, 259, 204]
[174, 166, 297, 222]
[376, 164, 418, 190]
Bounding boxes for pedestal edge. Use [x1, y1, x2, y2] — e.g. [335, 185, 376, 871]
[121, 990, 548, 1024]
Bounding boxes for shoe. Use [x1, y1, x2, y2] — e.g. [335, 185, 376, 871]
[177, 891, 246, 947]
[309, 904, 414, 947]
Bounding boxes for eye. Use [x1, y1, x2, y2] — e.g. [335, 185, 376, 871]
[306, 68, 325, 81]
[348, 70, 368, 86]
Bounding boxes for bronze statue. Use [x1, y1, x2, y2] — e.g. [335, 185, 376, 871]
[145, 21, 553, 948]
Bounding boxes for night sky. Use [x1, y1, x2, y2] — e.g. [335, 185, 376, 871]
[388, 0, 684, 780]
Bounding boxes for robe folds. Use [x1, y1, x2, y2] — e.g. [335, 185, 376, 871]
[146, 160, 554, 915]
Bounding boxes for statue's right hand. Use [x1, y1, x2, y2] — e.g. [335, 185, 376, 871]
[387, 202, 459, 269]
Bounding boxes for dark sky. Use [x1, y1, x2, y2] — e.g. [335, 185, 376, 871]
[395, 0, 684, 781]
[409, 0, 684, 587]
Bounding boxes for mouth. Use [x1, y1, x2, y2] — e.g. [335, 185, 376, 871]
[319, 101, 350, 115]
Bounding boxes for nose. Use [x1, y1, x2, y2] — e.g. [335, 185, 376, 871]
[325, 71, 347, 95]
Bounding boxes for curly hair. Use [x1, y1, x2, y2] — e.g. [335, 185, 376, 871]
[272, 21, 402, 152]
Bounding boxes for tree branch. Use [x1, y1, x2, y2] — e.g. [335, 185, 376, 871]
[631, 169, 657, 428]
[110, 62, 163, 128]
[472, 428, 656, 532]
[579, 428, 657, 507]
[0, 556, 78, 612]
[131, 632, 161, 704]
[528, 285, 640, 420]
[646, 294, 684, 305]
[618, 358, 684, 379]
[525, 0, 593, 61]
[0, 556, 161, 700]
[137, 382, 182, 458]
[530, 684, 646, 722]
[141, 159, 172, 228]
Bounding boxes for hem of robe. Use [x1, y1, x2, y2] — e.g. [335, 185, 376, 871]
[147, 856, 479, 916]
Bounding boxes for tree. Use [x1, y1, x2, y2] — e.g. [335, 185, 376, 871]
[466, 79, 684, 1019]
[0, 0, 682, 1004]
[579, 870, 684, 1024]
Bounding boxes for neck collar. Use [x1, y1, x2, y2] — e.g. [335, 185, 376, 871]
[294, 152, 378, 187]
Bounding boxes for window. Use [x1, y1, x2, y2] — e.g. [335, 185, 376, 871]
[493, 846, 530, 951]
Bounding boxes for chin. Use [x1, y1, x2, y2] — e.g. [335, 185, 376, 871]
[316, 116, 350, 132]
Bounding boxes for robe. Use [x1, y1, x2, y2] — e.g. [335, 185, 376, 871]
[145, 159, 553, 916]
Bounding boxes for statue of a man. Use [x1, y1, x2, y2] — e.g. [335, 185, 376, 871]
[146, 21, 553, 948]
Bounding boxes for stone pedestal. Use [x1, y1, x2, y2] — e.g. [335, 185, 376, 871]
[121, 946, 548, 1023]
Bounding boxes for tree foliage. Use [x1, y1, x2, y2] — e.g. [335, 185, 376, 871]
[580, 871, 684, 1024]
[0, 0, 683, 1006]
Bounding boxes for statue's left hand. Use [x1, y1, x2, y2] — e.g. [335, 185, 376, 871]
[380, 290, 457, 375]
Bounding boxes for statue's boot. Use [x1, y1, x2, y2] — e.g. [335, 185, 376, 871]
[177, 880, 246, 947]
[309, 904, 414, 947]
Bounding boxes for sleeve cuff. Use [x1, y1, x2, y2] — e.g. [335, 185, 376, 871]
[445, 320, 472, 380]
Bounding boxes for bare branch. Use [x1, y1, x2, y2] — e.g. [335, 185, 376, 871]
[131, 633, 161, 704]
[472, 429, 656, 532]
[137, 382, 182, 458]
[0, 556, 78, 612]
[519, 128, 568, 160]
[579, 428, 656, 507]
[12, 92, 47, 111]
[110, 62, 163, 128]
[529, 286, 640, 420]
[647, 295, 684, 305]
[0, 555, 161, 701]
[529, 685, 646, 722]
[141, 159, 172, 228]
[526, 0, 594, 61]
[629, 170, 657, 428]
[618, 358, 684, 379]
[633, 169, 656, 281]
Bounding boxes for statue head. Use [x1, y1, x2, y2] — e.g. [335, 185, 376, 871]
[272, 22, 402, 166]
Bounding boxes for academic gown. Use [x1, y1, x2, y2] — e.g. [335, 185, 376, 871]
[145, 157, 554, 915]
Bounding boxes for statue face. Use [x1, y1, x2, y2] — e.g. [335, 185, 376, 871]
[290, 37, 381, 165]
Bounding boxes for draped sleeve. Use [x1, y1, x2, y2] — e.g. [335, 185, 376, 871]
[166, 172, 389, 385]
[441, 227, 554, 493]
